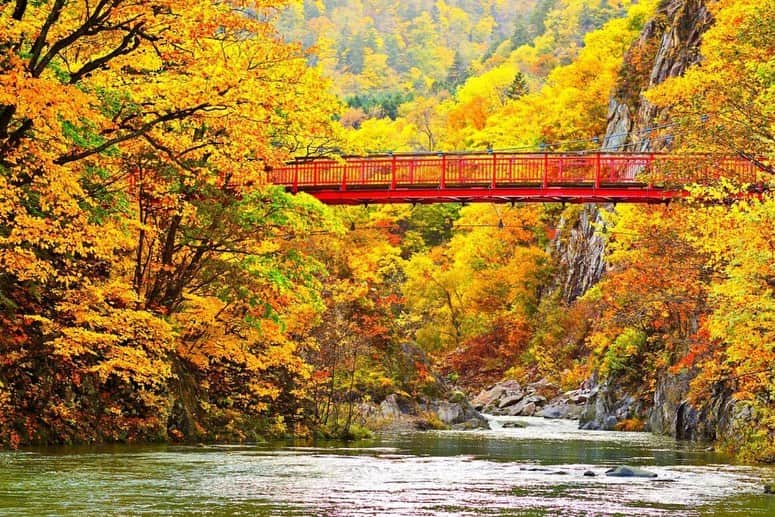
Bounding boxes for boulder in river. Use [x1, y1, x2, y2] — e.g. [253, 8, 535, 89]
[436, 401, 465, 424]
[471, 380, 522, 411]
[503, 395, 543, 416]
[497, 393, 525, 409]
[538, 388, 589, 419]
[520, 402, 537, 416]
[605, 465, 658, 478]
[500, 421, 527, 429]
[452, 418, 489, 430]
[432, 400, 488, 428]
[537, 401, 583, 420]
[369, 392, 489, 432]
[473, 379, 590, 420]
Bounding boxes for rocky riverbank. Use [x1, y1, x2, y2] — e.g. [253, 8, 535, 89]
[362, 373, 744, 446]
[358, 392, 490, 432]
[356, 379, 591, 434]
[471, 379, 590, 421]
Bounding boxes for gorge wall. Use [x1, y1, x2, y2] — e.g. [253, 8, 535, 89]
[553, 0, 737, 441]
[556, 0, 713, 304]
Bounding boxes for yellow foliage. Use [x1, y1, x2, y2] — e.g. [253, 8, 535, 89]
[646, 0, 774, 160]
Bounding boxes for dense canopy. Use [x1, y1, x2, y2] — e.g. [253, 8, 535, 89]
[0, 0, 772, 461]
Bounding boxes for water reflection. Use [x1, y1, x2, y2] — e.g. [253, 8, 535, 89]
[0, 417, 773, 515]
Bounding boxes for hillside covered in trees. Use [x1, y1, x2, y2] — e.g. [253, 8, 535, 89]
[0, 0, 773, 463]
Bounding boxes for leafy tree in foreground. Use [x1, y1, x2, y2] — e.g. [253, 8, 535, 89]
[0, 0, 339, 446]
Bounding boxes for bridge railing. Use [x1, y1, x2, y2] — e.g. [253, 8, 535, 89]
[267, 152, 758, 192]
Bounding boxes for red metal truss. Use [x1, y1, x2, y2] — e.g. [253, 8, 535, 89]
[266, 152, 760, 205]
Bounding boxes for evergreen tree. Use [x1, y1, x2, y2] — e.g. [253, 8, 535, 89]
[506, 72, 530, 100]
[446, 51, 470, 91]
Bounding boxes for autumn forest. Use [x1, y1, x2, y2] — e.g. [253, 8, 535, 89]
[0, 0, 773, 464]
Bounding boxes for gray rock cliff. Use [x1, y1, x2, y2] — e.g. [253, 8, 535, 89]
[566, 0, 738, 441]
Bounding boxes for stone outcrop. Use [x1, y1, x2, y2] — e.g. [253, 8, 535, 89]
[553, 0, 714, 306]
[553, 206, 608, 304]
[427, 398, 489, 429]
[370, 392, 489, 432]
[578, 374, 646, 431]
[537, 389, 590, 420]
[471, 380, 525, 412]
[472, 379, 588, 420]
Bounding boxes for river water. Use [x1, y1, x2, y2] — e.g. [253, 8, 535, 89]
[1, 416, 773, 516]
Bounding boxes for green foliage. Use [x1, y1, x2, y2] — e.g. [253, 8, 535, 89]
[61, 120, 113, 155]
[505, 72, 530, 100]
[405, 204, 461, 248]
[346, 91, 414, 120]
[601, 328, 647, 376]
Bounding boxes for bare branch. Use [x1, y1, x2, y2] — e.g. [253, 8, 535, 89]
[12, 0, 28, 20]
[28, 0, 67, 74]
[68, 23, 144, 83]
[54, 103, 213, 165]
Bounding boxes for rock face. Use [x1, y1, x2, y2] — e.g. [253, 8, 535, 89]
[647, 369, 693, 436]
[558, 0, 713, 303]
[379, 394, 405, 419]
[554, 206, 609, 304]
[553, 0, 714, 306]
[603, 0, 712, 154]
[571, 0, 744, 443]
[578, 375, 645, 431]
[370, 392, 489, 432]
[473, 379, 588, 420]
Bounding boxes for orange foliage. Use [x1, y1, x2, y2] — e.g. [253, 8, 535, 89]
[615, 418, 646, 432]
[0, 0, 339, 446]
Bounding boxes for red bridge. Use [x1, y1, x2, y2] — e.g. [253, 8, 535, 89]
[267, 152, 760, 204]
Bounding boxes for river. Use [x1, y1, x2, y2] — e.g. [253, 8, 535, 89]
[1, 416, 773, 516]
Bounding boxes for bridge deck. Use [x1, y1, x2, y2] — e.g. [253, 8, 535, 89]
[267, 152, 758, 204]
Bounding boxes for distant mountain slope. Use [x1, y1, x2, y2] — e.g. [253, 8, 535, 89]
[278, 0, 639, 100]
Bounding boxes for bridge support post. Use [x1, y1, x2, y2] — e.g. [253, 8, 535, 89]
[293, 162, 299, 193]
[594, 152, 601, 189]
[440, 153, 446, 189]
[390, 153, 397, 190]
[542, 153, 548, 189]
[647, 153, 654, 190]
[491, 151, 497, 189]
